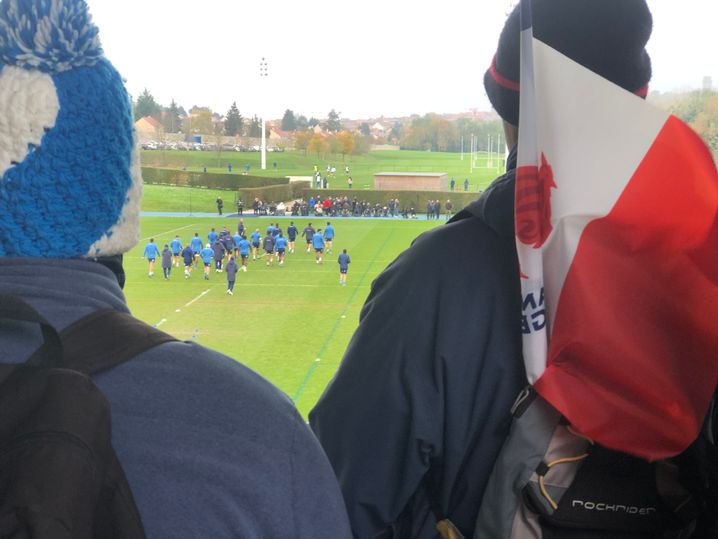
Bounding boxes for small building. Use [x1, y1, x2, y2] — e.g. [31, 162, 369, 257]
[374, 172, 449, 191]
[134, 115, 162, 135]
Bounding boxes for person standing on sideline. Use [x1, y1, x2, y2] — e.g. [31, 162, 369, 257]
[338, 249, 350, 286]
[287, 221, 299, 253]
[275, 233, 288, 266]
[313, 228, 325, 264]
[324, 222, 335, 253]
[238, 235, 251, 272]
[450, 177, 455, 191]
[263, 232, 276, 266]
[463, 178, 469, 191]
[170, 235, 182, 267]
[161, 244, 172, 279]
[181, 244, 194, 278]
[445, 199, 454, 219]
[347, 176, 353, 189]
[302, 222, 315, 253]
[200, 243, 214, 280]
[216, 197, 223, 215]
[225, 256, 239, 295]
[251, 228, 261, 259]
[143, 238, 160, 278]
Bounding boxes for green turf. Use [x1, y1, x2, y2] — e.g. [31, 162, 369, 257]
[124, 216, 444, 416]
[141, 185, 231, 213]
[141, 148, 506, 192]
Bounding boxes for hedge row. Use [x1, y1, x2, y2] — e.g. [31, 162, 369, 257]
[141, 167, 288, 190]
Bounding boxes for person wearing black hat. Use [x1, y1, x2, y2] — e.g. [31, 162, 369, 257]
[309, 2, 654, 538]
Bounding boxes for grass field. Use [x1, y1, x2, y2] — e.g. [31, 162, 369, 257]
[124, 216, 444, 416]
[141, 148, 506, 192]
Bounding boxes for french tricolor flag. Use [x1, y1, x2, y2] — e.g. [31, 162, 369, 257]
[516, 0, 718, 460]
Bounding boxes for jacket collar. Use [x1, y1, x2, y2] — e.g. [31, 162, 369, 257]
[450, 145, 517, 239]
[0, 258, 129, 331]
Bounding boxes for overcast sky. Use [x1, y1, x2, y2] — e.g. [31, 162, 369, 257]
[85, 1, 717, 121]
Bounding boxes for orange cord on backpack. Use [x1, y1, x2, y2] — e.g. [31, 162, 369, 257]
[538, 453, 589, 510]
[567, 425, 594, 445]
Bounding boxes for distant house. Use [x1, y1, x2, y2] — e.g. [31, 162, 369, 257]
[374, 172, 449, 191]
[134, 116, 162, 141]
[135, 115, 161, 133]
[269, 128, 292, 141]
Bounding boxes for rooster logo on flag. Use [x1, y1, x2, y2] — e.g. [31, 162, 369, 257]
[515, 0, 718, 460]
[516, 152, 555, 250]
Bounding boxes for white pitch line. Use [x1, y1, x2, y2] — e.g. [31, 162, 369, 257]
[141, 223, 198, 243]
[155, 318, 167, 327]
[184, 289, 210, 308]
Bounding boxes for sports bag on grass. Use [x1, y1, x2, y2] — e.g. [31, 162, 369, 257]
[0, 295, 175, 538]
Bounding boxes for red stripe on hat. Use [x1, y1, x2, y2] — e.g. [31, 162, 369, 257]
[634, 84, 649, 98]
[491, 53, 648, 98]
[535, 115, 718, 461]
[490, 54, 520, 92]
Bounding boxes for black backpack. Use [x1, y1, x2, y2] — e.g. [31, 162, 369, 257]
[0, 295, 175, 538]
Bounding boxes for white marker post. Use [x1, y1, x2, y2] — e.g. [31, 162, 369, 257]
[259, 57, 268, 170]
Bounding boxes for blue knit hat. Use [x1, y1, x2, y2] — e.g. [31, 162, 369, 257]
[0, 0, 141, 258]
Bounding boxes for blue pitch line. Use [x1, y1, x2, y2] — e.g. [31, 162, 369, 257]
[291, 228, 397, 403]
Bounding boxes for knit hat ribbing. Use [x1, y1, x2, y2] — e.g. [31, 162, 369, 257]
[0, 0, 141, 258]
[484, 0, 653, 126]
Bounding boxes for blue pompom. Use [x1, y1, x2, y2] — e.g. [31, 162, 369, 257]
[0, 0, 102, 73]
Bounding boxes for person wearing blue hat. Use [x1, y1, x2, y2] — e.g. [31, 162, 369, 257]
[0, 1, 350, 536]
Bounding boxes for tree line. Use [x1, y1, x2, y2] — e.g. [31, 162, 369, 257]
[650, 89, 718, 156]
[133, 89, 344, 138]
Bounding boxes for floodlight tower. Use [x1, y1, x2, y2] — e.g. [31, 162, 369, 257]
[260, 57, 268, 170]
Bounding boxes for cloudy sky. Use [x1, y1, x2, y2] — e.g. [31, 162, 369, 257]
[85, 0, 716, 120]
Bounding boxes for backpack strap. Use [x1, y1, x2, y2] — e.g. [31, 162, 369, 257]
[0, 294, 63, 368]
[59, 309, 177, 375]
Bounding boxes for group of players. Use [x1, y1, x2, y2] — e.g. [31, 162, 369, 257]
[142, 219, 350, 288]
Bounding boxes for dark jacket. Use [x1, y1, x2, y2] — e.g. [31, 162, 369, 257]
[263, 235, 275, 251]
[225, 259, 239, 280]
[181, 245, 193, 266]
[161, 247, 172, 268]
[0, 259, 352, 538]
[310, 148, 526, 538]
[212, 242, 225, 260]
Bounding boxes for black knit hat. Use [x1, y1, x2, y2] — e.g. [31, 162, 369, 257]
[484, 0, 653, 126]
